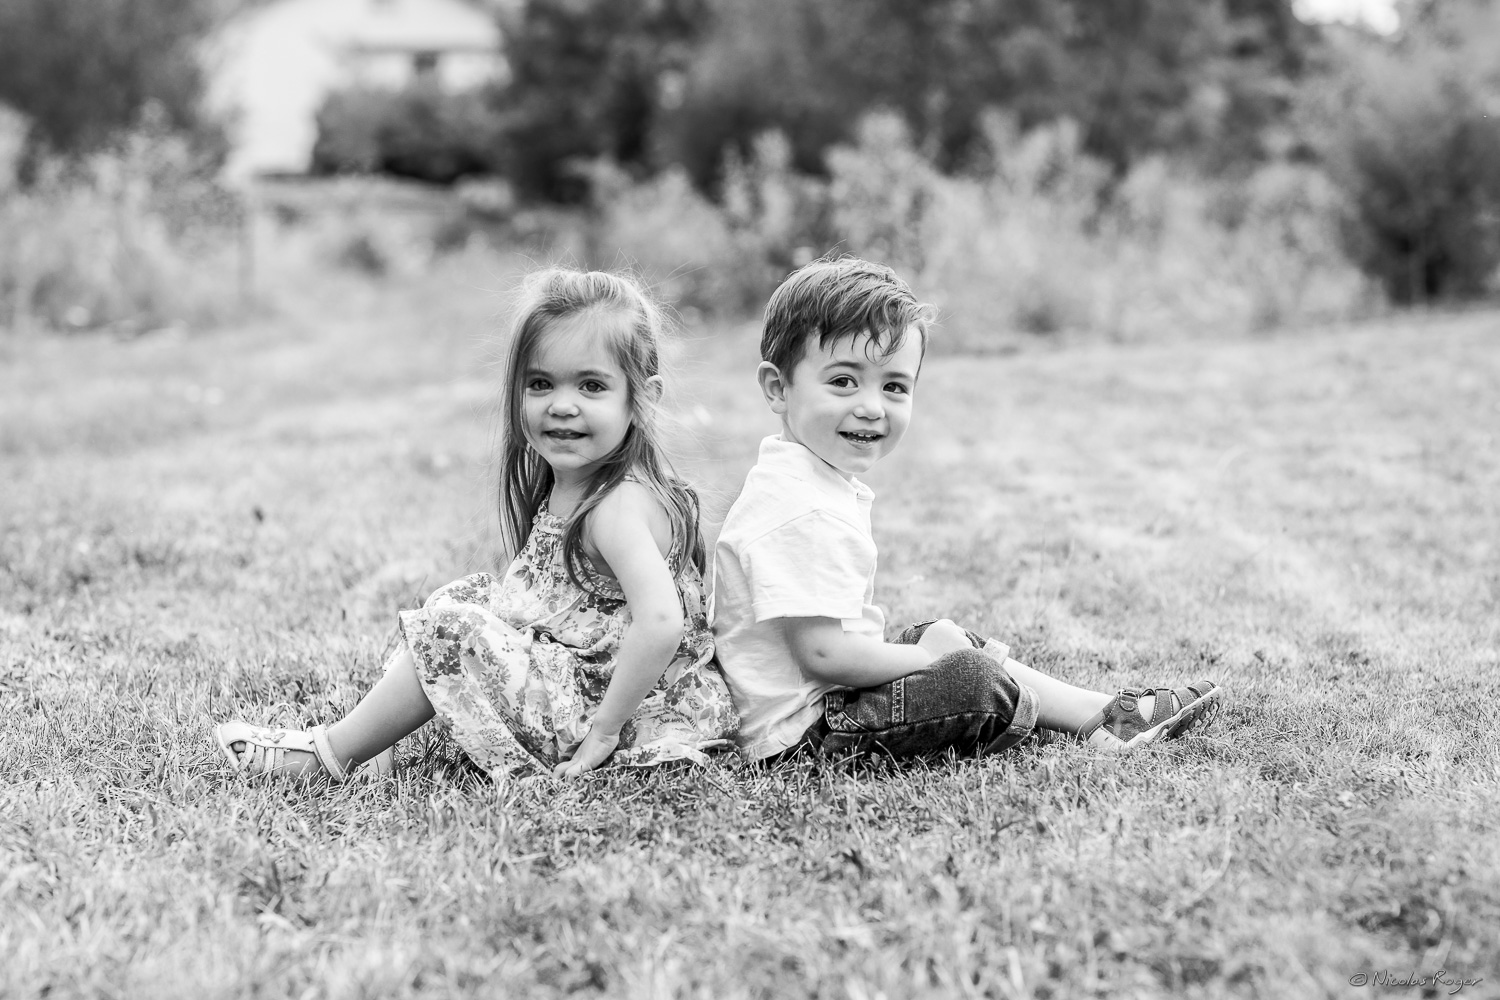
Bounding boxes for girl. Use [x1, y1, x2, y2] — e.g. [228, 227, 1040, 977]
[215, 268, 739, 782]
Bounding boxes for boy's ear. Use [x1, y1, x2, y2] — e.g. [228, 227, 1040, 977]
[756, 361, 790, 415]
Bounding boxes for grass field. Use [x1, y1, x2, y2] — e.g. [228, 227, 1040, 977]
[3, 252, 1498, 999]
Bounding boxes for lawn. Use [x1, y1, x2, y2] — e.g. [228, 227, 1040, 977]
[2, 252, 1498, 999]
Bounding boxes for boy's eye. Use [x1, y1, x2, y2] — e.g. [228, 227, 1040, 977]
[829, 375, 856, 389]
[884, 382, 910, 395]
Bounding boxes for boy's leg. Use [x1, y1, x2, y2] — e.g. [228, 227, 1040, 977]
[892, 620, 1106, 732]
[820, 649, 1037, 758]
[895, 620, 1217, 744]
[998, 659, 1111, 732]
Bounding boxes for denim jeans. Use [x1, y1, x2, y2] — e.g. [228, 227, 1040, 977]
[788, 620, 1040, 759]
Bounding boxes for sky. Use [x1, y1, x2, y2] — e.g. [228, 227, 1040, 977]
[1294, 0, 1401, 33]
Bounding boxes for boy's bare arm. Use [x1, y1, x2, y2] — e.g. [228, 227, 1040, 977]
[781, 617, 935, 687]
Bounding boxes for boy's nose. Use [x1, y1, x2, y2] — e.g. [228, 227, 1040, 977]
[852, 394, 885, 419]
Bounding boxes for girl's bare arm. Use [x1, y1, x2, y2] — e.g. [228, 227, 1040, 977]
[554, 483, 682, 776]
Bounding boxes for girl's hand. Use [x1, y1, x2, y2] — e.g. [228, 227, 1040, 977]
[553, 726, 621, 778]
[916, 618, 972, 659]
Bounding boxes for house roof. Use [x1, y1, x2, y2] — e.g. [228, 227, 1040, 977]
[217, 0, 501, 58]
[341, 0, 501, 52]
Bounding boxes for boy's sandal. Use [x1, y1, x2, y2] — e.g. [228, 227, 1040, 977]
[214, 721, 395, 781]
[1079, 680, 1221, 751]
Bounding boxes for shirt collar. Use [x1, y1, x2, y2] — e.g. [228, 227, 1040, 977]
[757, 435, 874, 501]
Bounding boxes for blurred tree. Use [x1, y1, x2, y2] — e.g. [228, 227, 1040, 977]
[490, 0, 709, 201]
[657, 0, 1315, 193]
[0, 0, 219, 160]
[290, 0, 1314, 201]
[1305, 2, 1500, 302]
[651, 0, 851, 189]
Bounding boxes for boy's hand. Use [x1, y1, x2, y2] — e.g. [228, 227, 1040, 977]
[916, 619, 972, 658]
[554, 726, 621, 778]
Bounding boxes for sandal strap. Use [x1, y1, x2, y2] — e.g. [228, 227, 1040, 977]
[309, 724, 350, 783]
[261, 742, 288, 774]
[1145, 688, 1181, 728]
[1181, 680, 1214, 703]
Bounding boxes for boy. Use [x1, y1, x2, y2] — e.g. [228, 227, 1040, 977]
[712, 257, 1220, 762]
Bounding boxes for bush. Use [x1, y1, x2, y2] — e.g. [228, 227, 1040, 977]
[311, 83, 503, 185]
[829, 110, 1367, 345]
[914, 115, 1112, 341]
[586, 130, 835, 315]
[826, 113, 939, 273]
[719, 131, 837, 292]
[0, 0, 219, 159]
[0, 119, 243, 334]
[590, 108, 1370, 341]
[587, 161, 758, 314]
[1307, 15, 1500, 303]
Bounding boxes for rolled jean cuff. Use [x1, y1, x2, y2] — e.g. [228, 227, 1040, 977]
[983, 665, 1038, 754]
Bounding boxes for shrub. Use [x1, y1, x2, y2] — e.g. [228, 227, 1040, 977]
[719, 130, 837, 291]
[587, 161, 753, 313]
[309, 89, 387, 175]
[0, 119, 243, 334]
[311, 83, 503, 185]
[827, 110, 1367, 345]
[591, 108, 1371, 342]
[825, 113, 938, 273]
[1307, 16, 1500, 303]
[915, 116, 1111, 341]
[588, 131, 836, 315]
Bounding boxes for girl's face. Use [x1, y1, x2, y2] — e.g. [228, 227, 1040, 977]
[520, 312, 638, 486]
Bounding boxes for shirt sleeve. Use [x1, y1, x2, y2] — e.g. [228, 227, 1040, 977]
[740, 510, 877, 623]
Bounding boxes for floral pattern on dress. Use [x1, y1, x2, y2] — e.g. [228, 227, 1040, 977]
[397, 508, 738, 782]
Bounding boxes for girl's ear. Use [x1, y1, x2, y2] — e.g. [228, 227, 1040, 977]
[642, 374, 665, 405]
[757, 361, 789, 414]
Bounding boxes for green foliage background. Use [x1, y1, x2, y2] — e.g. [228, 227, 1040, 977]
[1, 0, 1499, 317]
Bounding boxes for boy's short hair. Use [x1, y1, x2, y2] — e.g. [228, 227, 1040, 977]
[761, 256, 933, 379]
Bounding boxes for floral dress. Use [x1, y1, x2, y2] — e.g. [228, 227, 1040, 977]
[397, 507, 738, 779]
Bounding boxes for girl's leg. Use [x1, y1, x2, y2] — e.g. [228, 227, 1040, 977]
[326, 647, 435, 766]
[222, 647, 434, 776]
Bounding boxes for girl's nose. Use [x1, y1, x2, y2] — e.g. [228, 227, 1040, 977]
[548, 396, 580, 417]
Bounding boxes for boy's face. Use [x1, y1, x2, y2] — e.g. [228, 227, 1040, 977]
[758, 328, 923, 479]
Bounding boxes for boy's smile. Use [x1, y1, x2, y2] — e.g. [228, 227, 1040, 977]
[760, 329, 923, 479]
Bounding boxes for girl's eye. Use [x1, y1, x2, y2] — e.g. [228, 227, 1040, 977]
[580, 380, 608, 394]
[527, 378, 551, 392]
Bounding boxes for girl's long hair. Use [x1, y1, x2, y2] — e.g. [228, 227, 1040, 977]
[498, 268, 704, 589]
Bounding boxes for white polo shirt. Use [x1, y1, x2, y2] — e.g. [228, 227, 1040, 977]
[711, 435, 886, 759]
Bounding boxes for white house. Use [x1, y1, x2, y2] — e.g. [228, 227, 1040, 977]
[207, 0, 507, 182]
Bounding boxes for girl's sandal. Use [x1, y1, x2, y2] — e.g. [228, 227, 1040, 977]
[1080, 680, 1222, 751]
[214, 721, 395, 781]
